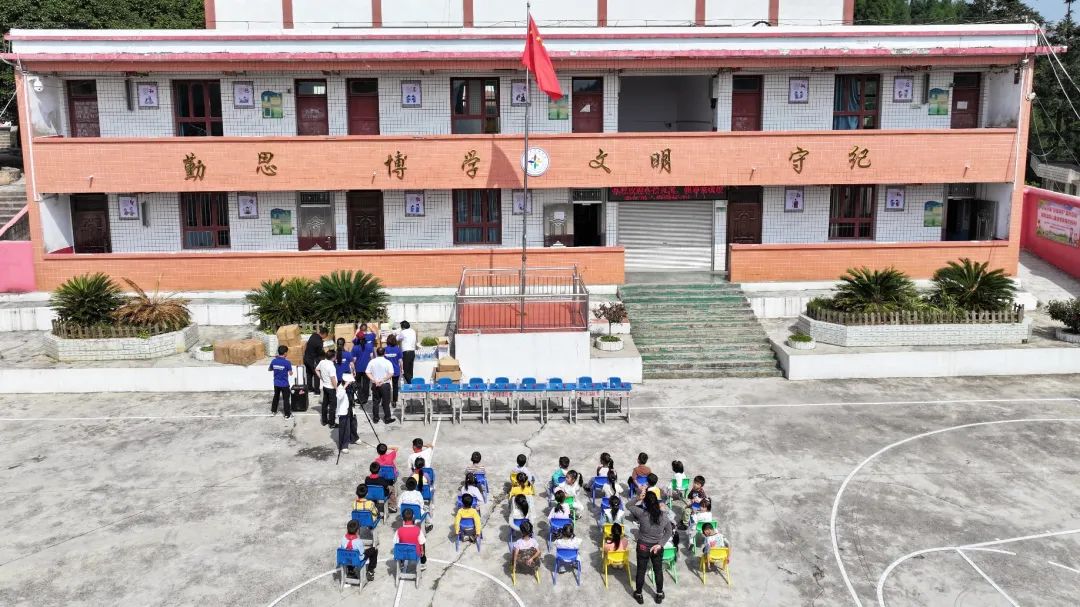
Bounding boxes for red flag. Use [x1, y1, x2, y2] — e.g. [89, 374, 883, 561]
[521, 15, 562, 100]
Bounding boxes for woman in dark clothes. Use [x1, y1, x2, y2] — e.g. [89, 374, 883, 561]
[629, 491, 673, 604]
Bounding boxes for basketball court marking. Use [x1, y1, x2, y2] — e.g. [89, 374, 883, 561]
[832, 417, 1080, 607]
[1048, 560, 1080, 575]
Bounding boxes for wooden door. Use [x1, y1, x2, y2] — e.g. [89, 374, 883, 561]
[726, 187, 763, 253]
[951, 72, 981, 129]
[67, 80, 100, 137]
[347, 191, 384, 250]
[572, 78, 604, 134]
[71, 194, 111, 253]
[295, 79, 329, 136]
[731, 76, 763, 132]
[347, 79, 380, 135]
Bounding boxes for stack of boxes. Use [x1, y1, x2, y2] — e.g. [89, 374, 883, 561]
[433, 356, 462, 382]
[213, 338, 266, 366]
[275, 324, 305, 367]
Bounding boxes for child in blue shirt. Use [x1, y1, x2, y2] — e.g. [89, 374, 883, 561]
[268, 345, 293, 418]
[384, 333, 403, 405]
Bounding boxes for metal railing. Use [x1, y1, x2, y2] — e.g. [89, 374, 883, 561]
[454, 266, 590, 333]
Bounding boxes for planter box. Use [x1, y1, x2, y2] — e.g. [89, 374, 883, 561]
[193, 347, 215, 361]
[44, 325, 200, 362]
[1056, 328, 1080, 344]
[257, 331, 278, 355]
[595, 337, 625, 352]
[787, 338, 816, 350]
[797, 314, 1032, 347]
[589, 321, 630, 335]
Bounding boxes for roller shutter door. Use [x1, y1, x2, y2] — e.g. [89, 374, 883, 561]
[617, 201, 713, 271]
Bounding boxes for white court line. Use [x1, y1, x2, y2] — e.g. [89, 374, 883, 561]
[1, 397, 1076, 423]
[1048, 560, 1080, 575]
[956, 548, 1020, 607]
[265, 557, 524, 607]
[833, 417, 1080, 607]
[432, 419, 441, 447]
[392, 579, 405, 607]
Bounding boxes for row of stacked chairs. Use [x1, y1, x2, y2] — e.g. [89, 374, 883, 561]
[399, 375, 632, 424]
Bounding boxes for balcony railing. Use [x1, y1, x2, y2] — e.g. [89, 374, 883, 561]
[454, 266, 589, 334]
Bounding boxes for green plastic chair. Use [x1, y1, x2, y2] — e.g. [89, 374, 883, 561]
[564, 496, 578, 521]
[646, 545, 679, 585]
[689, 520, 714, 555]
[667, 478, 691, 506]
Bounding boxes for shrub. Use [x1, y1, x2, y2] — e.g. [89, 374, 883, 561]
[50, 273, 125, 326]
[788, 332, 813, 343]
[593, 302, 628, 335]
[420, 336, 439, 347]
[282, 277, 318, 324]
[199, 344, 214, 352]
[112, 277, 191, 330]
[830, 267, 921, 314]
[246, 277, 319, 330]
[1048, 298, 1080, 334]
[313, 270, 388, 324]
[598, 334, 621, 342]
[928, 258, 1016, 312]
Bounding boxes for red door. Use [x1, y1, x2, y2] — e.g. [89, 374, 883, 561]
[731, 76, 763, 132]
[295, 79, 329, 136]
[71, 194, 111, 253]
[67, 80, 100, 137]
[951, 72, 981, 129]
[726, 188, 763, 272]
[572, 77, 604, 134]
[347, 79, 380, 135]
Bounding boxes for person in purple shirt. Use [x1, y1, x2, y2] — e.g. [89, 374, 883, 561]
[268, 345, 293, 418]
[384, 333, 403, 405]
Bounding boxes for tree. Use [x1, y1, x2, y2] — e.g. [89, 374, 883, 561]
[855, 0, 911, 25]
[963, 0, 1043, 23]
[910, 0, 967, 24]
[0, 0, 204, 124]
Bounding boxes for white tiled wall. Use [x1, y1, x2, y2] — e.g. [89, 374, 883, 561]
[108, 192, 181, 252]
[874, 184, 947, 242]
[229, 191, 300, 251]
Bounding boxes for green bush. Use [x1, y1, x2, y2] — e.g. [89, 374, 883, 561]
[246, 277, 319, 330]
[420, 336, 439, 347]
[51, 273, 126, 327]
[1048, 298, 1080, 334]
[788, 332, 813, 343]
[928, 258, 1016, 312]
[282, 277, 318, 325]
[313, 270, 388, 325]
[598, 334, 621, 342]
[830, 267, 921, 314]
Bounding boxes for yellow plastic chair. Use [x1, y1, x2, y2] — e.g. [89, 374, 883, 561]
[511, 552, 542, 585]
[602, 548, 631, 588]
[699, 545, 733, 586]
[601, 523, 614, 543]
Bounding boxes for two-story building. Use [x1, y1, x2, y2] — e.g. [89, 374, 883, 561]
[4, 0, 1046, 291]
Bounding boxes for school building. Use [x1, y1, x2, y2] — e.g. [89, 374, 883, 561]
[3, 0, 1047, 292]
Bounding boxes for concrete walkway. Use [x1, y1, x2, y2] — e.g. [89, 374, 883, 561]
[1018, 250, 1080, 305]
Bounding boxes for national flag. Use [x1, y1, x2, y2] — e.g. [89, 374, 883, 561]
[521, 15, 562, 100]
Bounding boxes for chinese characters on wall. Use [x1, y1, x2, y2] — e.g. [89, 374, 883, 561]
[461, 150, 480, 179]
[183, 153, 205, 181]
[256, 152, 277, 176]
[385, 151, 407, 180]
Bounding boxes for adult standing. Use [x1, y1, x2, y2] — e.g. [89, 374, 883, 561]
[316, 349, 339, 428]
[398, 320, 417, 383]
[304, 326, 329, 391]
[366, 346, 396, 425]
[384, 334, 403, 407]
[630, 492, 672, 604]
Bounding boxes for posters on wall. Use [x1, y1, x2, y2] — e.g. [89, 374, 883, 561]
[270, 208, 293, 235]
[1036, 199, 1080, 247]
[405, 191, 425, 217]
[118, 195, 140, 220]
[788, 77, 809, 104]
[927, 88, 949, 115]
[784, 187, 804, 212]
[893, 76, 914, 103]
[233, 82, 255, 108]
[923, 200, 943, 227]
[238, 193, 258, 218]
[885, 187, 905, 211]
[261, 91, 283, 119]
[548, 97, 568, 120]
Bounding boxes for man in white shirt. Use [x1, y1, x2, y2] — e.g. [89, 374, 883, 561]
[315, 349, 339, 428]
[398, 320, 418, 383]
[366, 346, 396, 424]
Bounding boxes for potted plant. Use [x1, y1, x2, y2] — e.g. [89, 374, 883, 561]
[1047, 298, 1080, 344]
[418, 336, 439, 360]
[194, 344, 215, 361]
[786, 331, 816, 350]
[593, 302, 627, 352]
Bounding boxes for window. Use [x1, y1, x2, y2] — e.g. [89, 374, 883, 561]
[297, 191, 336, 251]
[829, 186, 876, 239]
[67, 80, 100, 137]
[453, 189, 501, 244]
[833, 75, 880, 130]
[296, 79, 329, 136]
[180, 193, 230, 249]
[451, 78, 500, 134]
[174, 80, 223, 136]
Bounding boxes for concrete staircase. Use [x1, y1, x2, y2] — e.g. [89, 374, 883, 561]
[0, 184, 27, 229]
[621, 282, 782, 379]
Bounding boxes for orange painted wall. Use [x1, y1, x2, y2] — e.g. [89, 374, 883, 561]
[728, 240, 1017, 282]
[34, 247, 625, 291]
[30, 129, 1019, 194]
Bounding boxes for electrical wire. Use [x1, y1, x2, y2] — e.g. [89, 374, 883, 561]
[1034, 96, 1080, 165]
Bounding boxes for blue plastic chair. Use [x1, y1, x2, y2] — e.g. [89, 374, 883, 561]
[475, 471, 490, 497]
[456, 517, 482, 552]
[393, 543, 423, 588]
[399, 503, 426, 525]
[379, 465, 398, 482]
[351, 508, 382, 530]
[628, 475, 649, 498]
[365, 484, 389, 516]
[400, 379, 431, 424]
[458, 378, 488, 423]
[336, 548, 368, 589]
[431, 379, 460, 419]
[495, 376, 510, 384]
[487, 378, 519, 422]
[552, 548, 582, 585]
[591, 475, 609, 503]
[517, 377, 548, 422]
[547, 517, 572, 551]
[603, 376, 632, 422]
[545, 377, 578, 422]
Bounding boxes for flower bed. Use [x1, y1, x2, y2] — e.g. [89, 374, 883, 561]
[797, 312, 1030, 347]
[45, 324, 199, 361]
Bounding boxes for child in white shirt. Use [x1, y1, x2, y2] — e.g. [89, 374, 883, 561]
[552, 523, 581, 551]
[398, 477, 426, 515]
[548, 491, 573, 521]
[601, 469, 623, 499]
[511, 453, 535, 484]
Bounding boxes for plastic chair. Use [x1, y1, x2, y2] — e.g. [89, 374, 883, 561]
[603, 376, 632, 422]
[400, 379, 431, 424]
[689, 519, 714, 554]
[700, 545, 733, 586]
[647, 545, 679, 585]
[458, 378, 488, 423]
[564, 495, 579, 521]
[574, 375, 602, 422]
[393, 543, 423, 589]
[431, 379, 460, 420]
[510, 540, 542, 585]
[628, 475, 648, 498]
[456, 517, 482, 552]
[379, 465, 398, 482]
[601, 522, 615, 542]
[399, 503, 426, 525]
[667, 477, 691, 506]
[591, 476, 609, 503]
[552, 548, 582, 586]
[547, 517, 572, 551]
[336, 548, 368, 589]
[517, 377, 549, 423]
[487, 378, 519, 422]
[475, 472, 490, 497]
[602, 547, 631, 589]
[508, 518, 530, 552]
[545, 377, 577, 422]
[351, 508, 382, 531]
[364, 485, 389, 517]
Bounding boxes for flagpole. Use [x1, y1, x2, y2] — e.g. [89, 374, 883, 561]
[520, 3, 531, 332]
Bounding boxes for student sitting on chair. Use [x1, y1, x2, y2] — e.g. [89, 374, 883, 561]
[603, 522, 629, 553]
[679, 476, 709, 529]
[699, 522, 728, 552]
[631, 452, 652, 480]
[550, 456, 570, 488]
[634, 473, 663, 503]
[552, 522, 582, 550]
[511, 454, 536, 484]
[410, 457, 433, 487]
[465, 451, 485, 476]
[394, 508, 427, 568]
[689, 497, 715, 529]
[601, 469, 624, 499]
[353, 484, 380, 519]
[548, 490, 572, 521]
[408, 437, 434, 470]
[595, 452, 613, 478]
[340, 520, 379, 582]
[509, 472, 535, 497]
[508, 494, 532, 531]
[600, 495, 626, 525]
[454, 494, 482, 542]
[670, 460, 688, 500]
[364, 461, 397, 512]
[459, 472, 486, 505]
[511, 520, 541, 571]
[398, 477, 427, 516]
[375, 442, 399, 468]
[552, 470, 585, 515]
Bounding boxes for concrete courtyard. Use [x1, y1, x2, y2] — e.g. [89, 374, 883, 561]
[1, 375, 1079, 606]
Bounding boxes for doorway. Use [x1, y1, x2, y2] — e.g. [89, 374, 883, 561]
[295, 79, 329, 136]
[731, 75, 763, 131]
[346, 79, 379, 135]
[944, 198, 997, 241]
[951, 72, 981, 129]
[346, 191, 384, 250]
[70, 194, 111, 253]
[725, 187, 763, 270]
[572, 77, 604, 133]
[573, 203, 603, 247]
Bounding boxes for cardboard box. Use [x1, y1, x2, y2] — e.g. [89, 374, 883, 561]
[284, 344, 304, 366]
[276, 324, 301, 346]
[437, 357, 460, 372]
[334, 323, 356, 343]
[433, 370, 462, 383]
[213, 339, 266, 366]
